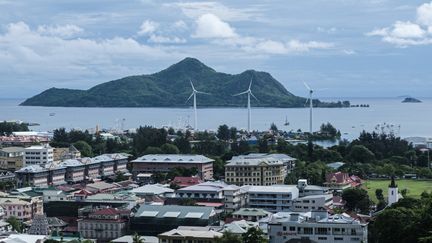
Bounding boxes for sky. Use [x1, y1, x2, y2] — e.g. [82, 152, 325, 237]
[0, 0, 431, 98]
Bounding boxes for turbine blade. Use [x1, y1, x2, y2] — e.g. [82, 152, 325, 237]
[186, 92, 194, 103]
[303, 82, 311, 91]
[233, 90, 249, 96]
[248, 78, 253, 91]
[190, 80, 196, 91]
[304, 98, 309, 106]
[250, 91, 258, 101]
[196, 91, 211, 95]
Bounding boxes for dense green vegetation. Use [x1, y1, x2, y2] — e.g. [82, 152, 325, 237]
[0, 121, 29, 135]
[21, 58, 349, 108]
[369, 193, 432, 243]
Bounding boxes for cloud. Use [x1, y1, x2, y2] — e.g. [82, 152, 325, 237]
[165, 1, 260, 21]
[173, 20, 188, 30]
[138, 20, 159, 35]
[192, 14, 333, 54]
[37, 24, 83, 38]
[417, 2, 432, 26]
[193, 13, 237, 38]
[367, 1, 432, 46]
[148, 34, 186, 44]
[0, 22, 180, 89]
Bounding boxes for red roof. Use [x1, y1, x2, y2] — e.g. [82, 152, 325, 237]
[172, 176, 203, 187]
[92, 208, 125, 216]
[74, 189, 93, 196]
[326, 172, 363, 187]
[196, 202, 224, 207]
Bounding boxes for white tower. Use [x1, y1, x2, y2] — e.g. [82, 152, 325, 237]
[388, 176, 399, 206]
[186, 80, 210, 131]
[233, 79, 258, 133]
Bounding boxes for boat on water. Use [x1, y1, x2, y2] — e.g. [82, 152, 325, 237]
[49, 113, 56, 116]
[284, 116, 289, 126]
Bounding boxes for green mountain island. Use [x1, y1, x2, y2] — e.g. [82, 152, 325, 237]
[21, 58, 350, 108]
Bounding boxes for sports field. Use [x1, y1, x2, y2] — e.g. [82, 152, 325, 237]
[364, 179, 432, 202]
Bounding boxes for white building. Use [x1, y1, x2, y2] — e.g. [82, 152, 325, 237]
[292, 194, 333, 212]
[23, 145, 53, 166]
[222, 185, 247, 213]
[388, 177, 399, 206]
[268, 211, 368, 243]
[246, 185, 299, 213]
[175, 181, 228, 200]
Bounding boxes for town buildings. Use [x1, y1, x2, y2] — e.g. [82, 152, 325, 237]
[131, 154, 214, 180]
[324, 172, 363, 191]
[130, 205, 218, 236]
[77, 207, 130, 242]
[0, 147, 24, 170]
[225, 154, 287, 186]
[158, 227, 223, 243]
[0, 195, 43, 221]
[23, 145, 54, 166]
[246, 185, 299, 213]
[267, 211, 368, 243]
[222, 185, 247, 213]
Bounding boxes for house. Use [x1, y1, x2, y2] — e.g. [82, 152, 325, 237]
[0, 196, 43, 221]
[225, 154, 287, 186]
[131, 154, 214, 180]
[267, 211, 368, 243]
[53, 145, 81, 161]
[324, 172, 363, 191]
[232, 208, 272, 222]
[158, 227, 223, 243]
[0, 147, 25, 170]
[130, 205, 218, 236]
[77, 207, 130, 242]
[171, 176, 203, 188]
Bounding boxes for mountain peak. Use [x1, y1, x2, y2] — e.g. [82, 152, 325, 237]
[160, 57, 215, 75]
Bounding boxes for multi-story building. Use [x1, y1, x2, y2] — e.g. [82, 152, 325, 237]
[158, 227, 222, 243]
[292, 194, 333, 212]
[131, 154, 214, 180]
[23, 145, 54, 166]
[94, 155, 116, 177]
[175, 181, 228, 201]
[232, 208, 272, 222]
[53, 145, 81, 161]
[58, 159, 86, 183]
[45, 163, 66, 186]
[222, 185, 247, 213]
[246, 185, 299, 213]
[247, 153, 296, 172]
[268, 211, 368, 243]
[15, 165, 49, 187]
[225, 154, 287, 186]
[130, 205, 218, 236]
[77, 207, 130, 242]
[0, 196, 43, 221]
[0, 147, 24, 170]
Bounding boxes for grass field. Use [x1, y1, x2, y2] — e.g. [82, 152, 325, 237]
[364, 179, 432, 202]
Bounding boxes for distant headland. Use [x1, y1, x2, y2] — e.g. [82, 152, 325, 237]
[20, 58, 350, 108]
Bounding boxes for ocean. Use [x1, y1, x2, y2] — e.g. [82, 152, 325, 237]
[1, 98, 431, 140]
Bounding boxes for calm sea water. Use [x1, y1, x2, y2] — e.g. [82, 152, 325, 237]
[1, 98, 431, 140]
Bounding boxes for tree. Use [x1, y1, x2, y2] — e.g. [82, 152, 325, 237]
[144, 146, 163, 154]
[347, 145, 375, 163]
[132, 232, 144, 243]
[270, 123, 278, 133]
[6, 216, 22, 233]
[174, 137, 191, 153]
[161, 143, 180, 154]
[258, 139, 269, 153]
[375, 189, 384, 201]
[215, 231, 242, 243]
[242, 227, 267, 243]
[229, 127, 238, 140]
[342, 188, 371, 213]
[217, 124, 230, 141]
[73, 140, 93, 157]
[133, 126, 167, 155]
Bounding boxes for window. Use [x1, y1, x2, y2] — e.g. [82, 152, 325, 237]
[283, 226, 287, 231]
[335, 237, 344, 241]
[303, 227, 313, 234]
[351, 237, 360, 241]
[289, 227, 295, 231]
[318, 237, 327, 240]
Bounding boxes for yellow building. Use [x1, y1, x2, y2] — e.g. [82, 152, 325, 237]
[225, 154, 287, 186]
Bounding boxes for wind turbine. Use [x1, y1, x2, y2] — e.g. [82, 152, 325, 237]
[304, 82, 313, 135]
[233, 78, 258, 133]
[186, 80, 209, 130]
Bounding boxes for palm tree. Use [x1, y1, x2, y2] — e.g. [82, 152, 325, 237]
[132, 232, 144, 243]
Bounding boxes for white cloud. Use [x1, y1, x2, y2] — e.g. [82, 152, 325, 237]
[367, 1, 432, 46]
[37, 24, 83, 38]
[417, 2, 432, 26]
[149, 34, 186, 44]
[173, 20, 188, 30]
[138, 20, 159, 35]
[165, 2, 260, 21]
[193, 13, 237, 38]
[0, 22, 179, 89]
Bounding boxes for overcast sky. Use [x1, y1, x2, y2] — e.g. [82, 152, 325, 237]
[1, 0, 431, 98]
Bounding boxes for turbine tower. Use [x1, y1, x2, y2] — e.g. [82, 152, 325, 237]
[233, 78, 258, 133]
[304, 82, 314, 135]
[186, 80, 209, 130]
